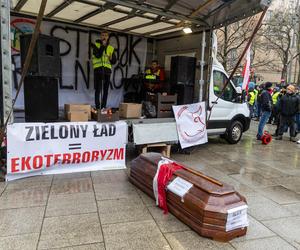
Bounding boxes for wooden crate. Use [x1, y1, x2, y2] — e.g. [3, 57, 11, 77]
[140, 143, 171, 158]
[156, 93, 177, 118]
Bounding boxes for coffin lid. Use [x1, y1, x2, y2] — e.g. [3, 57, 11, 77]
[140, 153, 236, 196]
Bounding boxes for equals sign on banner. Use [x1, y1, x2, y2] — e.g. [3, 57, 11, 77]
[69, 143, 82, 150]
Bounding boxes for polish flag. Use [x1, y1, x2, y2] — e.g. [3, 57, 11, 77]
[242, 45, 251, 90]
[153, 158, 182, 213]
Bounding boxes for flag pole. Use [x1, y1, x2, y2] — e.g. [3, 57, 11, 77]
[207, 7, 268, 121]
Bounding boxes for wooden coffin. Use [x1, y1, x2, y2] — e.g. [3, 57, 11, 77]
[129, 152, 248, 242]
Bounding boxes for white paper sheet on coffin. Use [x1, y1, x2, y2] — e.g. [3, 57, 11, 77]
[226, 205, 249, 232]
[167, 177, 193, 201]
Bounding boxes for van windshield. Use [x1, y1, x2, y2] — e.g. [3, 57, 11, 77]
[213, 71, 236, 102]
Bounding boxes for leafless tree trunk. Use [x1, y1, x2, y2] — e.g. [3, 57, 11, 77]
[296, 0, 300, 84]
[259, 10, 298, 83]
[216, 16, 277, 77]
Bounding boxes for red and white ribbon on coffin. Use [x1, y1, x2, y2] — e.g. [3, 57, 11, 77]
[153, 157, 183, 213]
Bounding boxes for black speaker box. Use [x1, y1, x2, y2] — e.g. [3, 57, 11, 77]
[20, 34, 61, 78]
[24, 76, 59, 122]
[170, 56, 196, 86]
[175, 84, 194, 105]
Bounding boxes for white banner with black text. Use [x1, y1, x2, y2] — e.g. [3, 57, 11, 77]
[6, 121, 127, 181]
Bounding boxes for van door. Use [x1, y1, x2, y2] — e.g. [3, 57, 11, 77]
[207, 68, 238, 131]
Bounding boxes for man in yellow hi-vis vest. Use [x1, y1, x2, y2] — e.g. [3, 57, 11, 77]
[269, 87, 280, 124]
[91, 31, 116, 109]
[247, 87, 256, 118]
[144, 60, 165, 91]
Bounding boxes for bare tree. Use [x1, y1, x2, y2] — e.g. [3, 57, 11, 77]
[296, 3, 300, 84]
[216, 17, 255, 72]
[216, 16, 276, 75]
[297, 26, 300, 84]
[260, 9, 300, 82]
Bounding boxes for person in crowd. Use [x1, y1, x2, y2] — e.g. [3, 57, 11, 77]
[272, 86, 287, 137]
[247, 87, 256, 118]
[253, 86, 259, 116]
[268, 87, 280, 124]
[295, 87, 300, 138]
[91, 31, 117, 110]
[257, 82, 273, 140]
[255, 84, 265, 121]
[276, 85, 300, 142]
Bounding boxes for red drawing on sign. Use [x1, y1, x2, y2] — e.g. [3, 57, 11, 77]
[176, 104, 206, 143]
[11, 18, 37, 53]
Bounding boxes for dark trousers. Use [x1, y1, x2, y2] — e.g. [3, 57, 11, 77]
[278, 115, 297, 137]
[256, 103, 262, 118]
[269, 107, 279, 124]
[248, 104, 254, 118]
[94, 68, 110, 109]
[297, 113, 300, 132]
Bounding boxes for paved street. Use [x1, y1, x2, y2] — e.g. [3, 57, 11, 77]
[0, 122, 299, 250]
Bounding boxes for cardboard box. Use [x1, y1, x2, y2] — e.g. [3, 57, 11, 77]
[98, 111, 119, 123]
[67, 111, 89, 122]
[119, 103, 142, 118]
[65, 104, 91, 120]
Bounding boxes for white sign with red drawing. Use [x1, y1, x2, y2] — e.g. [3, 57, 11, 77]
[172, 102, 208, 148]
[6, 121, 127, 181]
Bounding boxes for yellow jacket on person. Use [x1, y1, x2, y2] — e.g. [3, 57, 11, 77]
[145, 68, 161, 80]
[92, 42, 114, 69]
[248, 92, 255, 105]
[272, 92, 280, 105]
[253, 89, 258, 100]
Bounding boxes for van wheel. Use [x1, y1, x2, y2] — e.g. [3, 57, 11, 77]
[225, 121, 243, 144]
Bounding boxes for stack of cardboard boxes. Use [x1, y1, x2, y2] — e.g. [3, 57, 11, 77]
[64, 103, 143, 122]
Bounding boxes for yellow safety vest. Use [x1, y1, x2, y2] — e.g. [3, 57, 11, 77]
[145, 69, 160, 80]
[249, 92, 255, 105]
[272, 92, 280, 105]
[92, 42, 114, 69]
[254, 89, 258, 100]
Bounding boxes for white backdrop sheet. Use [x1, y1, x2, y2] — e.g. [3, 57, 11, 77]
[11, 16, 147, 108]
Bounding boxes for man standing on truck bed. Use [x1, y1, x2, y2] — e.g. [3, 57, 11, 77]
[91, 31, 117, 110]
[257, 82, 273, 140]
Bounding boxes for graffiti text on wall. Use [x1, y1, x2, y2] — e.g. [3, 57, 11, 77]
[11, 18, 144, 92]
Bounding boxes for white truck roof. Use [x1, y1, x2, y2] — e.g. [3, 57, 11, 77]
[11, 0, 272, 38]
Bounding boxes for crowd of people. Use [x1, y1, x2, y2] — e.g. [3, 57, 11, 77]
[247, 82, 300, 144]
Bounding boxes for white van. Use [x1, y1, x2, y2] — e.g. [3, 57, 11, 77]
[131, 33, 251, 145]
[207, 56, 251, 144]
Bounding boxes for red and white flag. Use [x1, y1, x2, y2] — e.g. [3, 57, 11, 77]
[242, 45, 251, 90]
[153, 158, 182, 213]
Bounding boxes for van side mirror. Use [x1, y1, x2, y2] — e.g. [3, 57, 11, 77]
[232, 89, 246, 103]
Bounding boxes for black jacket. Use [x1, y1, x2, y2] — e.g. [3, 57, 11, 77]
[297, 94, 300, 113]
[260, 90, 272, 112]
[278, 93, 300, 116]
